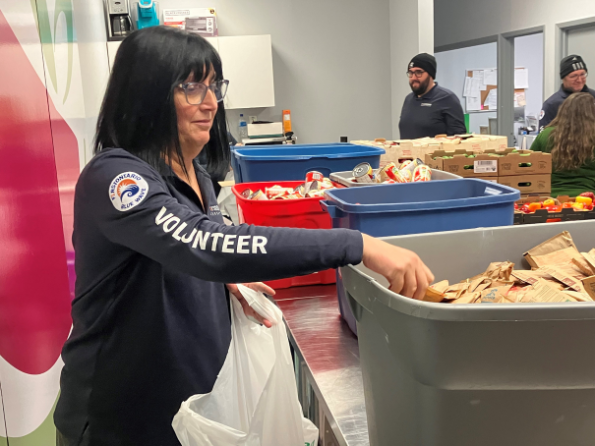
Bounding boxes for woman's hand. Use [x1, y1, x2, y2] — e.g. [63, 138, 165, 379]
[361, 234, 434, 300]
[226, 282, 276, 328]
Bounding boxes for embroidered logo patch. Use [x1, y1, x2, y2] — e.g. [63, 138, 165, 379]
[109, 172, 149, 212]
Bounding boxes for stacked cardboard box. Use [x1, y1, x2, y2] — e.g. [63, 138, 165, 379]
[352, 134, 508, 168]
[425, 148, 552, 194]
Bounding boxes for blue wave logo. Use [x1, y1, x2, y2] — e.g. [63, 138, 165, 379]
[117, 179, 140, 200]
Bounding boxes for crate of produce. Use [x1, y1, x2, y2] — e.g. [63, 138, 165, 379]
[321, 179, 520, 335]
[341, 221, 595, 446]
[232, 180, 336, 289]
[514, 195, 594, 225]
[425, 149, 500, 177]
[231, 143, 385, 184]
[329, 168, 461, 187]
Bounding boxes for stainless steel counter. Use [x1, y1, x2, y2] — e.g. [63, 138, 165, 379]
[274, 285, 369, 446]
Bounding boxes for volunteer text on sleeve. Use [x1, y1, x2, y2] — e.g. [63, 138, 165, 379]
[54, 148, 363, 446]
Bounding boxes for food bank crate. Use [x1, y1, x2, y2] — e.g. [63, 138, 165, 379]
[341, 220, 595, 446]
[321, 179, 519, 335]
[329, 168, 461, 187]
[231, 143, 384, 183]
[232, 181, 335, 289]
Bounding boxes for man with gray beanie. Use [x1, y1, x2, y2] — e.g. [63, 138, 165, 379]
[539, 54, 595, 131]
[399, 53, 466, 139]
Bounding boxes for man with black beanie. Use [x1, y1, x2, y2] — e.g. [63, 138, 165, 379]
[539, 54, 595, 131]
[399, 53, 466, 139]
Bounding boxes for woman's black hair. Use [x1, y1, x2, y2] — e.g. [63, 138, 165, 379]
[94, 26, 230, 179]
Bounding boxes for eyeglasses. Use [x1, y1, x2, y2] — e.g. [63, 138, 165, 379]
[178, 79, 229, 105]
[406, 70, 426, 78]
[567, 72, 588, 81]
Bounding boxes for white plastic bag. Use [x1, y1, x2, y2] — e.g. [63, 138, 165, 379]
[172, 285, 319, 446]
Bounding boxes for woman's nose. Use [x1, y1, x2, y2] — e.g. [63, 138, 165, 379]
[200, 89, 218, 111]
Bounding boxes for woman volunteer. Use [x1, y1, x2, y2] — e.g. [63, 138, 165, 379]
[530, 92, 595, 196]
[54, 26, 433, 445]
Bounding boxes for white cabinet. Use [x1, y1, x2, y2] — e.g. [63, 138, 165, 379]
[105, 34, 275, 109]
[107, 41, 121, 71]
[217, 35, 275, 109]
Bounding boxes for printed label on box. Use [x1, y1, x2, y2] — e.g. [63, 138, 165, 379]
[474, 160, 498, 173]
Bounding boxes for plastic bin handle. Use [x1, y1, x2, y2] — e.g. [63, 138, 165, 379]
[320, 200, 346, 218]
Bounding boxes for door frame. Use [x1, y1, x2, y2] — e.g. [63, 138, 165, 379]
[556, 17, 595, 92]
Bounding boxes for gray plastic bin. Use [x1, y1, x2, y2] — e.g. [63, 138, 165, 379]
[341, 220, 595, 446]
[329, 168, 461, 187]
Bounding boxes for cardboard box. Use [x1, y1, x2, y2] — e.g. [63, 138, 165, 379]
[458, 137, 488, 153]
[498, 151, 552, 176]
[486, 136, 508, 150]
[425, 150, 500, 178]
[498, 174, 551, 194]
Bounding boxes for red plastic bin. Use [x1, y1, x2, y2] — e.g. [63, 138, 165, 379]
[232, 180, 336, 289]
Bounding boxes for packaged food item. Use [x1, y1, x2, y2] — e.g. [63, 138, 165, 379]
[265, 185, 293, 199]
[412, 165, 432, 182]
[307, 190, 326, 198]
[353, 162, 377, 184]
[523, 231, 579, 268]
[399, 160, 413, 170]
[398, 158, 424, 182]
[240, 176, 337, 201]
[304, 171, 324, 195]
[320, 178, 335, 190]
[425, 232, 595, 305]
[293, 184, 305, 198]
[249, 190, 268, 201]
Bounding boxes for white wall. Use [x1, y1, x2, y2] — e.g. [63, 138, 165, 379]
[154, 0, 393, 143]
[567, 25, 595, 73]
[73, 0, 111, 164]
[434, 0, 595, 100]
[389, 0, 434, 138]
[435, 43, 497, 134]
[514, 33, 543, 120]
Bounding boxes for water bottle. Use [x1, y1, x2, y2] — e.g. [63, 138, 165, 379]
[238, 114, 248, 140]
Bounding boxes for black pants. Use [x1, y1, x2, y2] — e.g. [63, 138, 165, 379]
[56, 427, 90, 446]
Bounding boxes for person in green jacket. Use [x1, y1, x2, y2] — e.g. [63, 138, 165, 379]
[530, 92, 595, 197]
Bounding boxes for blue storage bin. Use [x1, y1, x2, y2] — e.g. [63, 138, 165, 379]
[320, 179, 520, 336]
[231, 143, 385, 183]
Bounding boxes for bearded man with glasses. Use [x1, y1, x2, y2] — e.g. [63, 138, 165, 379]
[398, 53, 466, 139]
[539, 54, 595, 131]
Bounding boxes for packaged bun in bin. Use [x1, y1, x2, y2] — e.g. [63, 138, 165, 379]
[412, 164, 432, 182]
[381, 163, 408, 183]
[398, 158, 424, 182]
[249, 190, 268, 201]
[265, 185, 293, 199]
[240, 173, 337, 201]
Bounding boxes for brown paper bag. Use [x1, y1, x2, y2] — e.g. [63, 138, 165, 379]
[524, 231, 580, 268]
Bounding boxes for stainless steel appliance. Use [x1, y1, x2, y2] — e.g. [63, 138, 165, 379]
[106, 0, 132, 41]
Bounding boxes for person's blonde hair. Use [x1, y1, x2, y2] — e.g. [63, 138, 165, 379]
[548, 92, 595, 170]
